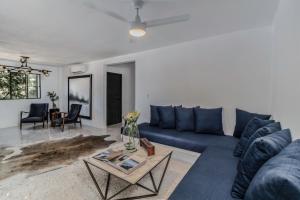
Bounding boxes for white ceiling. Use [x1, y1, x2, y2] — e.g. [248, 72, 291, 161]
[0, 0, 279, 65]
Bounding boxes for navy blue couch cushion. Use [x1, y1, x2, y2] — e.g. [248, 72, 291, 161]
[233, 109, 271, 138]
[158, 106, 176, 129]
[175, 107, 195, 131]
[138, 123, 238, 153]
[240, 122, 281, 159]
[29, 103, 48, 118]
[231, 129, 292, 199]
[169, 147, 239, 200]
[233, 118, 274, 157]
[245, 139, 300, 200]
[194, 107, 224, 135]
[150, 105, 161, 126]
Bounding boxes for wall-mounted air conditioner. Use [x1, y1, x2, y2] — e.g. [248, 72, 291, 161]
[70, 64, 87, 74]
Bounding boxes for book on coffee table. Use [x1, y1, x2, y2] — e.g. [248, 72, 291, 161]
[93, 149, 123, 161]
[93, 149, 146, 174]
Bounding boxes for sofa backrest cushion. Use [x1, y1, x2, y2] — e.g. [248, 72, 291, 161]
[244, 139, 300, 200]
[158, 106, 176, 129]
[29, 103, 49, 118]
[175, 107, 195, 131]
[194, 107, 224, 135]
[233, 118, 275, 157]
[239, 122, 282, 159]
[233, 109, 271, 138]
[231, 129, 292, 199]
[150, 105, 161, 126]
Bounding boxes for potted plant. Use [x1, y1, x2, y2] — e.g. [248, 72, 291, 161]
[122, 111, 140, 152]
[47, 91, 59, 108]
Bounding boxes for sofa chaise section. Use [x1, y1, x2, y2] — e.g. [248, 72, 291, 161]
[169, 147, 240, 200]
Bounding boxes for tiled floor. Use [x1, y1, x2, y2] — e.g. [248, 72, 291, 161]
[0, 123, 123, 148]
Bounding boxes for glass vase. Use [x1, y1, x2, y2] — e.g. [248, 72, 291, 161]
[122, 122, 140, 152]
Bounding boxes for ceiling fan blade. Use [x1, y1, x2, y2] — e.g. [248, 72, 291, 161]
[84, 2, 128, 23]
[146, 14, 190, 28]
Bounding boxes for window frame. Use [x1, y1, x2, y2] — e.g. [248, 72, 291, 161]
[0, 72, 41, 100]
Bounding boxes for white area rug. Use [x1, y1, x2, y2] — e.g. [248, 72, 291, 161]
[0, 145, 199, 200]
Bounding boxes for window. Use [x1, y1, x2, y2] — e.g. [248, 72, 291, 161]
[0, 72, 41, 100]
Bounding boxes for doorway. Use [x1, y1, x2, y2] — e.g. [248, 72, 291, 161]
[106, 62, 135, 126]
[107, 72, 122, 126]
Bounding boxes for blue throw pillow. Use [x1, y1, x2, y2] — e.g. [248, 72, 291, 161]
[158, 106, 176, 129]
[233, 109, 271, 138]
[245, 139, 300, 200]
[194, 107, 224, 135]
[150, 105, 160, 126]
[233, 118, 275, 157]
[231, 129, 292, 199]
[239, 122, 281, 159]
[175, 107, 195, 131]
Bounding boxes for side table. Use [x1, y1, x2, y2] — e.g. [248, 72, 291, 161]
[49, 108, 60, 127]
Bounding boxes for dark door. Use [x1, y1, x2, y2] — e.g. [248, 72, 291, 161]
[107, 72, 122, 125]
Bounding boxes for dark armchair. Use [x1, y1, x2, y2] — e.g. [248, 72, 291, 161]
[52, 104, 82, 131]
[20, 103, 49, 129]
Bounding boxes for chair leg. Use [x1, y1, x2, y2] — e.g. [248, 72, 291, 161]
[61, 118, 65, 132]
[43, 120, 45, 128]
[20, 122, 22, 130]
[79, 117, 82, 128]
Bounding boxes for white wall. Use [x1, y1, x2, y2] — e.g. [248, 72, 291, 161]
[107, 62, 135, 118]
[271, 0, 300, 138]
[0, 59, 63, 128]
[135, 27, 272, 134]
[61, 62, 106, 128]
[62, 27, 273, 134]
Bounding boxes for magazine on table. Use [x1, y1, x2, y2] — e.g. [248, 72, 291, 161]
[93, 149, 146, 174]
[93, 149, 123, 162]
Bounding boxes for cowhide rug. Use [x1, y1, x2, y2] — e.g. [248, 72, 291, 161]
[0, 135, 114, 180]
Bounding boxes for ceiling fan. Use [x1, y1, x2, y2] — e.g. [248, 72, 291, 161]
[86, 0, 190, 38]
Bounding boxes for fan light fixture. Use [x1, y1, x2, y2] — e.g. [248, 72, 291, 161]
[129, 27, 146, 37]
[86, 0, 190, 39]
[129, 8, 146, 37]
[0, 56, 51, 77]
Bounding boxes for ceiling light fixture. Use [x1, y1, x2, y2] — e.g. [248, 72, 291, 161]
[87, 0, 190, 39]
[0, 56, 51, 77]
[129, 8, 146, 37]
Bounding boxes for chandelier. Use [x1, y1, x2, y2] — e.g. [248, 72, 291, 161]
[0, 56, 51, 77]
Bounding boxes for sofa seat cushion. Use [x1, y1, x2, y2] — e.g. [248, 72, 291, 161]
[139, 123, 239, 153]
[169, 147, 240, 200]
[21, 117, 44, 123]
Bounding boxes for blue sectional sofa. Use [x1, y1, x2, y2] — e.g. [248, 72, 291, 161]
[138, 123, 240, 200]
[133, 106, 300, 200]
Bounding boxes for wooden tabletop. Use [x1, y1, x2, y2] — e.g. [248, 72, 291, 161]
[84, 143, 173, 184]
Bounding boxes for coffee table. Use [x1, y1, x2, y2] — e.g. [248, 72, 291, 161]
[83, 143, 173, 200]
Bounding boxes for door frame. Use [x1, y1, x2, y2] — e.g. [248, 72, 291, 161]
[103, 61, 136, 127]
